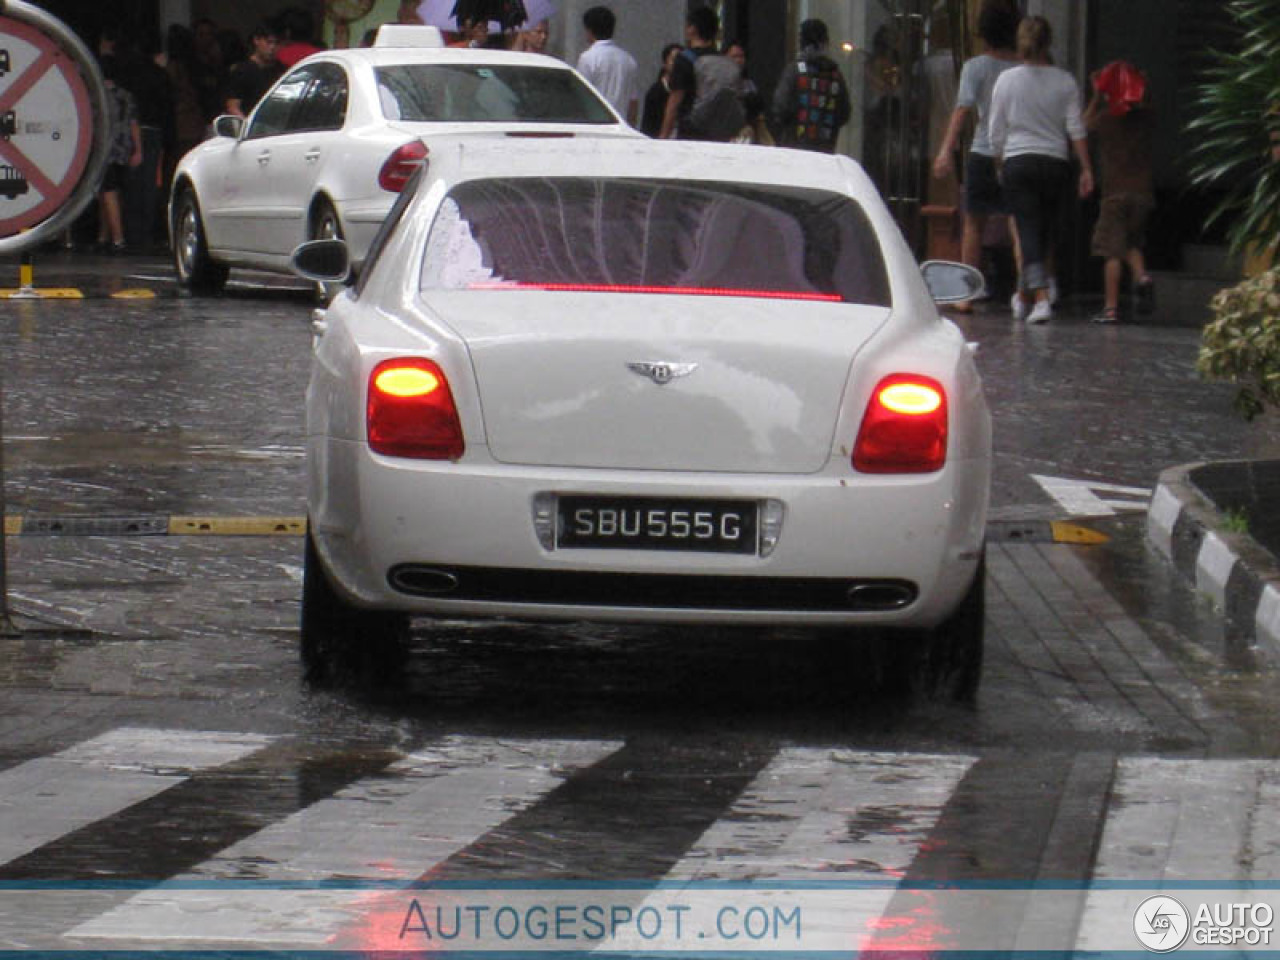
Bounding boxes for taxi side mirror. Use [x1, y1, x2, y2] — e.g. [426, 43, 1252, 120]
[921, 261, 986, 304]
[213, 115, 244, 139]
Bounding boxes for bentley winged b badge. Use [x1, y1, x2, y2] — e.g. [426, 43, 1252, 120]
[626, 361, 699, 385]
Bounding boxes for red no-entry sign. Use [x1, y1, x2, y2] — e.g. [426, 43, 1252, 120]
[0, 1, 108, 252]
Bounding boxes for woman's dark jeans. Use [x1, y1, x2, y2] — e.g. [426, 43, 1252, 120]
[1002, 154, 1071, 293]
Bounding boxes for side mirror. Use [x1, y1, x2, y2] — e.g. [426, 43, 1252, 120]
[291, 239, 351, 284]
[921, 261, 986, 304]
[213, 114, 244, 139]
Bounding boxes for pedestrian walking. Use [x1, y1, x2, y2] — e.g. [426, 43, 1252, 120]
[771, 19, 851, 153]
[931, 0, 1020, 313]
[224, 22, 283, 118]
[95, 55, 142, 254]
[724, 41, 771, 144]
[124, 31, 173, 252]
[657, 6, 744, 142]
[1086, 60, 1156, 323]
[640, 43, 682, 138]
[577, 7, 639, 126]
[988, 16, 1094, 324]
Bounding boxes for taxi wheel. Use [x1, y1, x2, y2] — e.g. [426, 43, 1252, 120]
[172, 188, 228, 294]
[301, 531, 409, 688]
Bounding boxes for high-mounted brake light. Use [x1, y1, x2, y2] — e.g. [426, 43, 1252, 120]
[467, 282, 841, 303]
[852, 374, 948, 474]
[378, 140, 428, 193]
[367, 358, 464, 460]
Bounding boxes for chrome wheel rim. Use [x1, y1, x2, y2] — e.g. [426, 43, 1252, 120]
[177, 204, 199, 278]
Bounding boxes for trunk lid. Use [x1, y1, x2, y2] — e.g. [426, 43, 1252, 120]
[426, 291, 891, 474]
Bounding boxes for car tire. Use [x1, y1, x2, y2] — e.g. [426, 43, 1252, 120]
[172, 188, 229, 294]
[309, 198, 345, 302]
[915, 549, 986, 704]
[301, 529, 409, 688]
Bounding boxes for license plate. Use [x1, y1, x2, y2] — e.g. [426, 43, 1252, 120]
[557, 496, 758, 554]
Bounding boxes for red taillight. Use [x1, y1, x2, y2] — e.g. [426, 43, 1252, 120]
[367, 358, 464, 460]
[852, 375, 948, 473]
[378, 140, 428, 192]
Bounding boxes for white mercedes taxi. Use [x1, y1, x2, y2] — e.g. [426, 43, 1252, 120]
[168, 26, 635, 293]
[294, 136, 991, 700]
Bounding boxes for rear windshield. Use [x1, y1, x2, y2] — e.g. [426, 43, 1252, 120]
[375, 64, 616, 124]
[420, 178, 892, 306]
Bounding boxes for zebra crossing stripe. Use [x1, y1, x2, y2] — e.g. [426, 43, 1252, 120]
[68, 736, 622, 946]
[598, 749, 975, 953]
[0, 727, 273, 867]
[664, 749, 976, 881]
[1076, 756, 1280, 951]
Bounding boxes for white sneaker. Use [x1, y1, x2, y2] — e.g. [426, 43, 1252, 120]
[1010, 291, 1030, 321]
[1028, 299, 1053, 324]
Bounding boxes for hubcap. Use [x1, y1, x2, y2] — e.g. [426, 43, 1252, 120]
[178, 205, 198, 277]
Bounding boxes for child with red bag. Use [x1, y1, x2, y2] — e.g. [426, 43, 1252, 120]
[1086, 60, 1156, 323]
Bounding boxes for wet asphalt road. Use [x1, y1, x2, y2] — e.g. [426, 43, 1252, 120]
[2, 253, 1280, 948]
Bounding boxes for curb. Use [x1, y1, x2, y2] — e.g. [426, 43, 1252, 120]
[1147, 462, 1280, 660]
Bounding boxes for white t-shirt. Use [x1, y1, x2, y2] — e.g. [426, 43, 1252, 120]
[988, 63, 1085, 162]
[956, 54, 1018, 156]
[577, 39, 638, 119]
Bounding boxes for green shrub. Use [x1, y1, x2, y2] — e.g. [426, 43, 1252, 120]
[1188, 0, 1280, 416]
[1187, 0, 1280, 258]
[1198, 266, 1280, 419]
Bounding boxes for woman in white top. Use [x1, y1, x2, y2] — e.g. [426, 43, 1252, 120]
[988, 16, 1094, 323]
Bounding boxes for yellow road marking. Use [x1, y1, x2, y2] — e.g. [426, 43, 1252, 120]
[0, 288, 84, 299]
[110, 289, 157, 299]
[169, 516, 306, 536]
[1051, 521, 1110, 545]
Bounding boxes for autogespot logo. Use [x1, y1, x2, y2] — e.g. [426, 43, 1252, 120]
[1134, 896, 1191, 952]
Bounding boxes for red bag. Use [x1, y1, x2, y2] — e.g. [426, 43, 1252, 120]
[1094, 60, 1147, 116]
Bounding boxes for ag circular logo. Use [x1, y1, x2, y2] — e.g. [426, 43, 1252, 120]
[1134, 895, 1190, 952]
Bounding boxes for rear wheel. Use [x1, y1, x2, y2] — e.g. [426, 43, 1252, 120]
[172, 188, 228, 294]
[301, 530, 409, 688]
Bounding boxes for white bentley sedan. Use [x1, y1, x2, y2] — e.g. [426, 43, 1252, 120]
[168, 26, 635, 293]
[295, 137, 992, 700]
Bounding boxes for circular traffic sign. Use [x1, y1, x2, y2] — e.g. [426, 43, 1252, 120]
[0, 1, 109, 252]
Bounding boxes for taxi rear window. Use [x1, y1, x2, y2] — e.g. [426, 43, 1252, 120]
[420, 177, 891, 307]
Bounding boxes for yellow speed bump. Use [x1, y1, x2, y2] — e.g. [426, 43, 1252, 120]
[0, 288, 84, 299]
[110, 289, 157, 299]
[169, 516, 306, 536]
[3, 516, 20, 536]
[1051, 521, 1110, 545]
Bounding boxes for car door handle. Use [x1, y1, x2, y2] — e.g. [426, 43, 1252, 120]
[257, 151, 271, 165]
[304, 150, 321, 163]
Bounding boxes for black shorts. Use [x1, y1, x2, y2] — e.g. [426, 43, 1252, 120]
[964, 152, 1005, 216]
[100, 163, 126, 192]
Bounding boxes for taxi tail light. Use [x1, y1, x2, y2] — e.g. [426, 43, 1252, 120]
[853, 375, 948, 473]
[378, 140, 428, 192]
[367, 358, 465, 460]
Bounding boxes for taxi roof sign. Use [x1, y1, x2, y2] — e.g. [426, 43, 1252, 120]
[374, 25, 446, 48]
